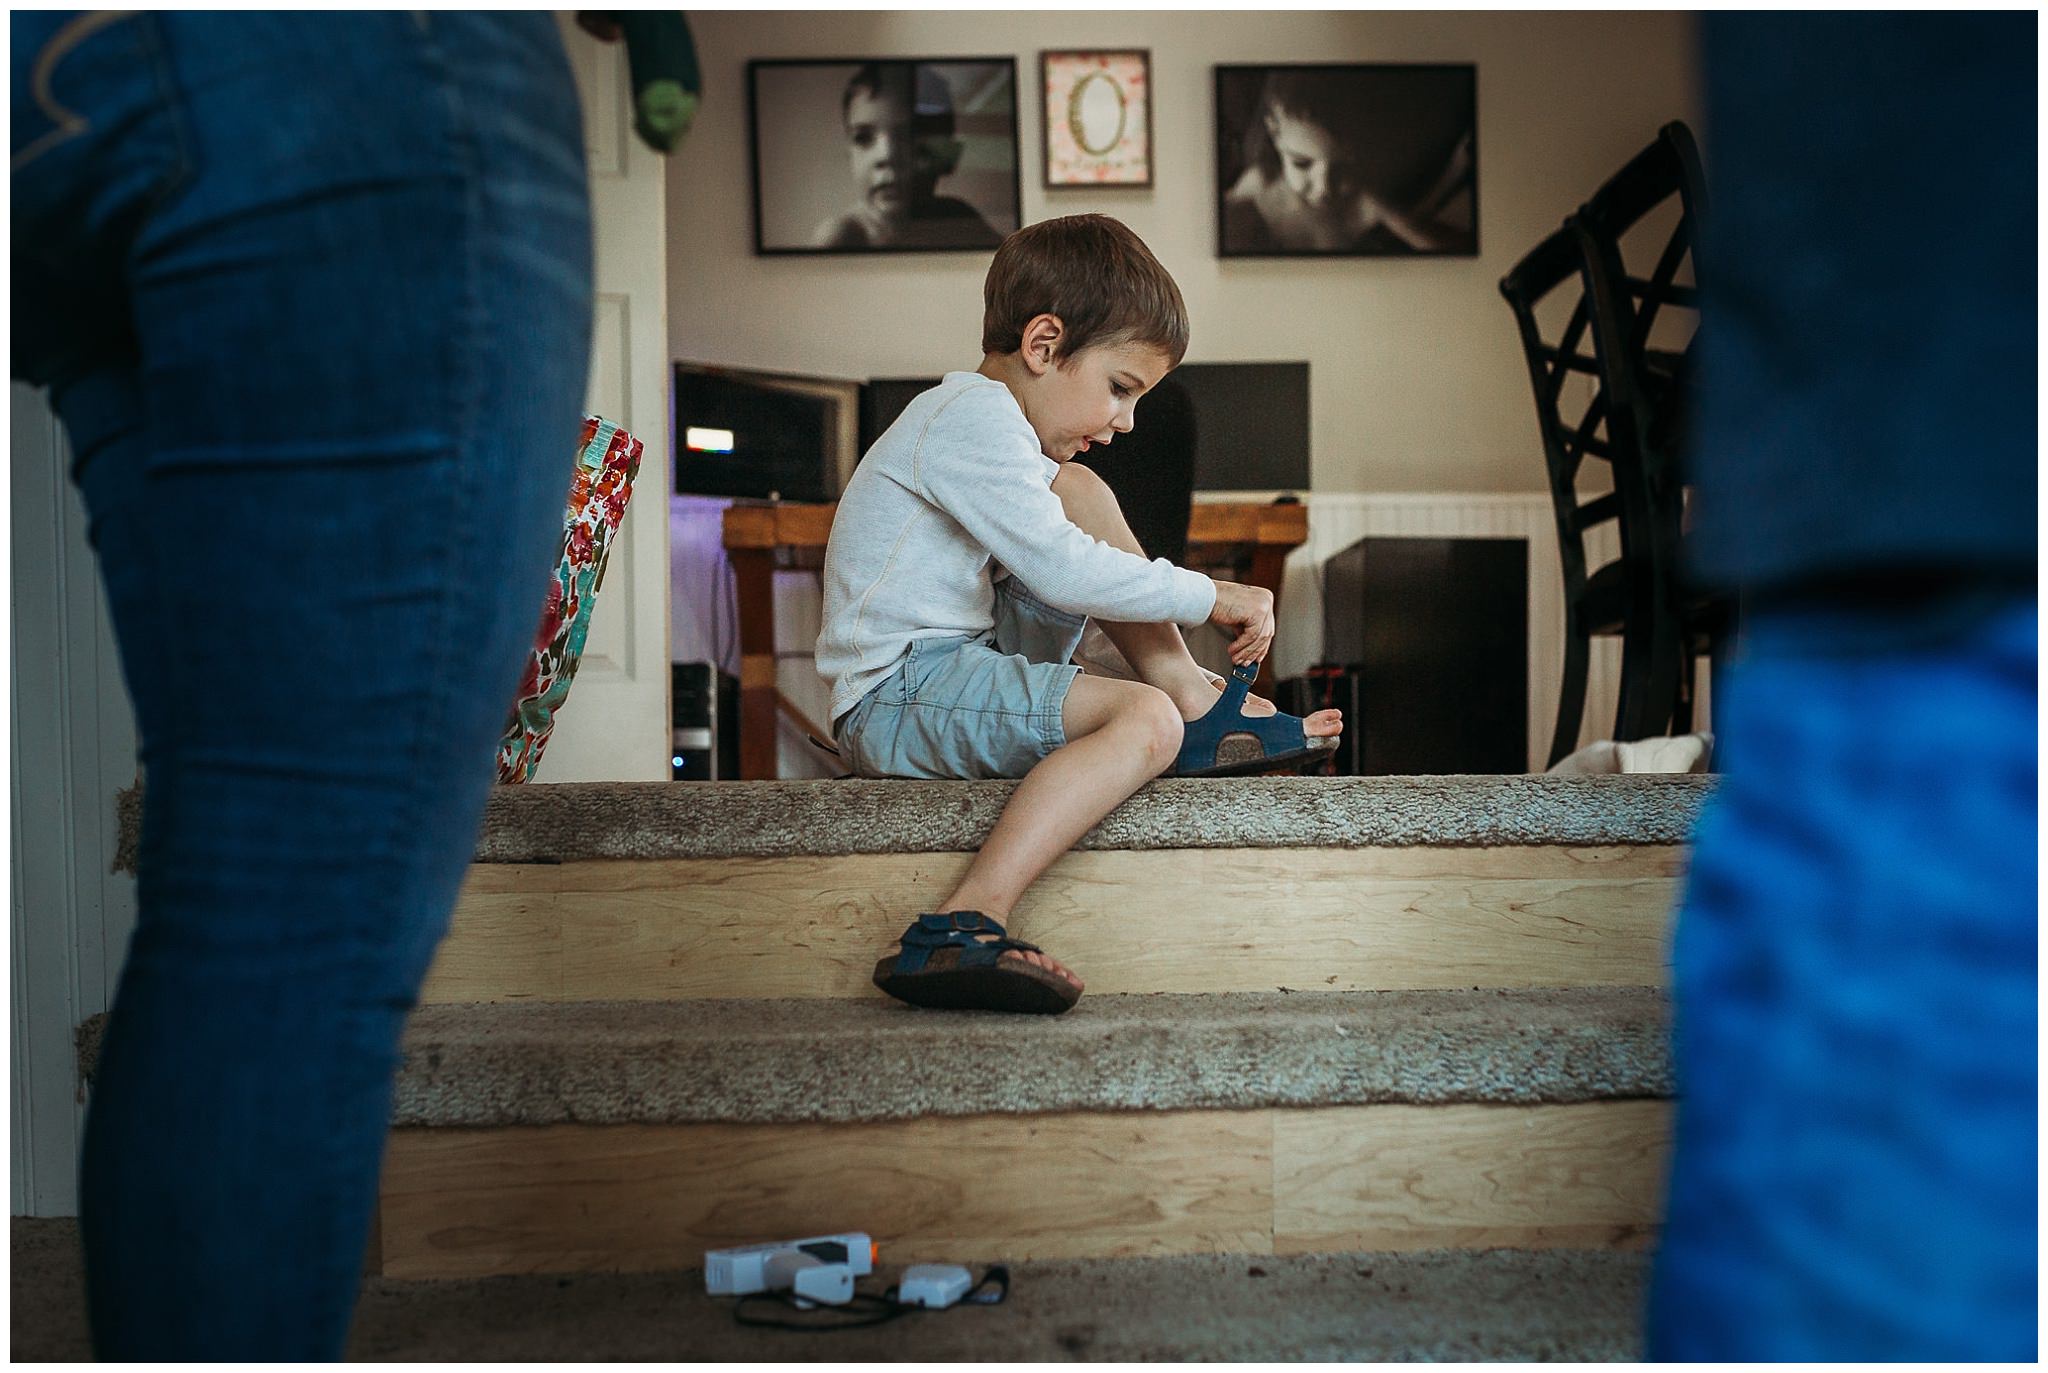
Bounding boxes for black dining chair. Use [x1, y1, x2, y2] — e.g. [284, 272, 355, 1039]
[1500, 218, 1665, 766]
[1573, 120, 1733, 737]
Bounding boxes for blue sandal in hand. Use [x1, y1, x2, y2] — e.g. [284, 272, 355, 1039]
[872, 912, 1082, 1015]
[1172, 661, 1340, 777]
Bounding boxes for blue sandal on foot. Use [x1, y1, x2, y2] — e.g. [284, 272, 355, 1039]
[872, 912, 1082, 1015]
[1173, 661, 1339, 777]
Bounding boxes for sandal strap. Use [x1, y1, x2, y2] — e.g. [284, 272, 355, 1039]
[894, 912, 1042, 974]
[904, 911, 1007, 942]
[950, 936, 1045, 969]
[1177, 659, 1317, 773]
[1221, 660, 1258, 711]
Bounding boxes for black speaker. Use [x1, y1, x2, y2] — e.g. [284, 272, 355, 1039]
[1320, 536, 1528, 774]
[671, 662, 738, 781]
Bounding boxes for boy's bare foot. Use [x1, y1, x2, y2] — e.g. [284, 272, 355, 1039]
[876, 925, 1085, 994]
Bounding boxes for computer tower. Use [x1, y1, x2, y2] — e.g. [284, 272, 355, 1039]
[1320, 536, 1528, 774]
[671, 661, 739, 781]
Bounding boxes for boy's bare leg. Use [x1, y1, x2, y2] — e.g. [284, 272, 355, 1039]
[1050, 463, 1342, 734]
[883, 674, 1186, 993]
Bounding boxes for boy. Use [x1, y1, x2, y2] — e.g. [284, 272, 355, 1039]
[817, 214, 1341, 1015]
[812, 63, 1004, 250]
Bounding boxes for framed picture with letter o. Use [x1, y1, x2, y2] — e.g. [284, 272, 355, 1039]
[1041, 49, 1153, 188]
[747, 57, 1021, 255]
[1214, 62, 1478, 258]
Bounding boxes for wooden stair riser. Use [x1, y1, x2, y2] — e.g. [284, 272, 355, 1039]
[424, 846, 1681, 1003]
[376, 1100, 1670, 1279]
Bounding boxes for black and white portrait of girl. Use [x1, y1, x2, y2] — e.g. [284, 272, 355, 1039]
[1217, 64, 1477, 258]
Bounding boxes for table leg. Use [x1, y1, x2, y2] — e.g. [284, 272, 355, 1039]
[730, 547, 778, 780]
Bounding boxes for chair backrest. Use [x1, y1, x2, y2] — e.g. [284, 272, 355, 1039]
[1074, 373, 1197, 565]
[1573, 120, 1705, 584]
[1498, 219, 1643, 603]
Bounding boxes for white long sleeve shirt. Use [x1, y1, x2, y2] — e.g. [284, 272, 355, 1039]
[817, 371, 1217, 722]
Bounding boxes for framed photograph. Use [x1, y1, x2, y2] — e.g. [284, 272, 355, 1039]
[1041, 49, 1153, 188]
[1214, 63, 1478, 258]
[747, 57, 1021, 255]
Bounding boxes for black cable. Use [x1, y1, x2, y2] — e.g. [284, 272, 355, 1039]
[727, 1265, 1009, 1333]
[733, 1290, 907, 1332]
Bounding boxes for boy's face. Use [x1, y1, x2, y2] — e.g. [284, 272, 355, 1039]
[1023, 337, 1175, 464]
[844, 85, 954, 225]
[1265, 107, 1355, 212]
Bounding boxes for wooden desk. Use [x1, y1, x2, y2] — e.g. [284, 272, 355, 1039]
[721, 499, 1309, 779]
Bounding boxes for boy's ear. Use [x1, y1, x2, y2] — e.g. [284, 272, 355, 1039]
[1019, 313, 1064, 375]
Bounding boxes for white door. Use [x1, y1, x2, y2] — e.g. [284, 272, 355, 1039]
[531, 14, 672, 782]
[11, 383, 140, 1216]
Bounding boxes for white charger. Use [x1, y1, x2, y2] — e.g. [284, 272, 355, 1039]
[896, 1263, 975, 1309]
[705, 1232, 875, 1301]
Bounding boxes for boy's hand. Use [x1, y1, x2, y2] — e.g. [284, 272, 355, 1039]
[1208, 579, 1275, 666]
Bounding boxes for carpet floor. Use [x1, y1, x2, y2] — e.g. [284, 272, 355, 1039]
[13, 1218, 1647, 1361]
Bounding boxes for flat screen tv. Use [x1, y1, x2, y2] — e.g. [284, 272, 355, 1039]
[673, 362, 860, 502]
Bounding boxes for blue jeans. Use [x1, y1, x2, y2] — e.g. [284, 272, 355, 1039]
[1649, 599, 2038, 1359]
[12, 13, 591, 1359]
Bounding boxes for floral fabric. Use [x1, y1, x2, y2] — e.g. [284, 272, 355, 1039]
[496, 415, 644, 783]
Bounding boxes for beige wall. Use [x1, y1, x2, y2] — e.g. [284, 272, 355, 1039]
[666, 10, 1699, 495]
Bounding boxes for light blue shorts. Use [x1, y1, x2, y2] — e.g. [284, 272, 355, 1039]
[835, 578, 1087, 780]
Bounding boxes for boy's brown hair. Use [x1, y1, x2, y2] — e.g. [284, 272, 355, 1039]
[981, 214, 1189, 366]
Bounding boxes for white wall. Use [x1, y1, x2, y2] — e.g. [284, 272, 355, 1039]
[665, 9, 1701, 494]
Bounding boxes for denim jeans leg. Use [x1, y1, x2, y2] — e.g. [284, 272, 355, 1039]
[15, 13, 592, 1358]
[1648, 603, 2038, 1359]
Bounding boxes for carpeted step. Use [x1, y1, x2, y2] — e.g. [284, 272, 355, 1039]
[372, 988, 1673, 1278]
[12, 1216, 1651, 1361]
[72, 991, 1675, 1279]
[471, 774, 1711, 863]
[114, 776, 1706, 1001]
[113, 775, 1713, 873]
[395, 987, 1670, 1127]
[429, 840, 1686, 1003]
[78, 987, 1669, 1121]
